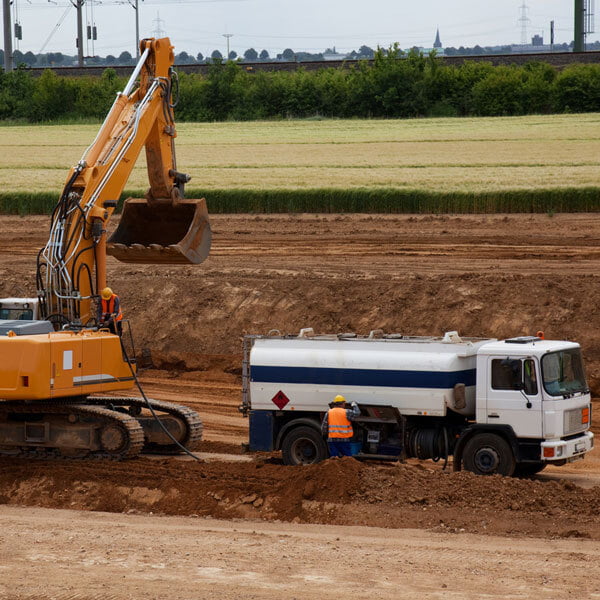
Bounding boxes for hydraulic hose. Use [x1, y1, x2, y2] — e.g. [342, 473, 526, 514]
[119, 336, 203, 462]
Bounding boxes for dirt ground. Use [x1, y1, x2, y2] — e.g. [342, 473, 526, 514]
[2, 213, 600, 597]
[4, 505, 600, 600]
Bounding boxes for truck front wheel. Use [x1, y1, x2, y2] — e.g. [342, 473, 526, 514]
[281, 426, 328, 466]
[462, 433, 516, 477]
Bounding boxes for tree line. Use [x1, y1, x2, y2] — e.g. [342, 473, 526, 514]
[3, 40, 600, 69]
[1, 47, 599, 122]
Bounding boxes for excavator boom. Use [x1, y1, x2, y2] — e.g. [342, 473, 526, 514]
[38, 37, 211, 325]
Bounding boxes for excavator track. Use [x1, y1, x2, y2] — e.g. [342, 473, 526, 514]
[0, 401, 145, 460]
[87, 397, 203, 454]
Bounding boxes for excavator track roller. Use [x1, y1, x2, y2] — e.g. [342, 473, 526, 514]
[107, 198, 211, 265]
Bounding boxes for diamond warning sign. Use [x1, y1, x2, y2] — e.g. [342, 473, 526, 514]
[271, 390, 290, 410]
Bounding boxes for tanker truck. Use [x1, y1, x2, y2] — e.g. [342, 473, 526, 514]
[239, 329, 594, 476]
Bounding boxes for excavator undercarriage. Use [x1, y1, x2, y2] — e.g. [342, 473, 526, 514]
[0, 397, 202, 459]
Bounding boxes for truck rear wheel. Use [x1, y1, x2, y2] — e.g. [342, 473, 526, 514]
[462, 433, 516, 477]
[281, 426, 328, 466]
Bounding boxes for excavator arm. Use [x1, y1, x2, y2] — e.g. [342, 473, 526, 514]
[37, 38, 211, 326]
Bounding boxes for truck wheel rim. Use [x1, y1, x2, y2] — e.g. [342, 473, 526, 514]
[474, 446, 500, 473]
[291, 439, 317, 464]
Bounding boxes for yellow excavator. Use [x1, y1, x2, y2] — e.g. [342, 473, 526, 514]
[0, 38, 211, 459]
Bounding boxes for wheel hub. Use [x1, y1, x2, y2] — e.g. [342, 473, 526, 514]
[291, 439, 317, 465]
[474, 446, 500, 473]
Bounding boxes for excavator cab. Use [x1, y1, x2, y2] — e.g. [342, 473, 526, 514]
[108, 197, 211, 264]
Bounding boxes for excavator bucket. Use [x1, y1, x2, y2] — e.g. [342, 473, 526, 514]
[107, 198, 211, 265]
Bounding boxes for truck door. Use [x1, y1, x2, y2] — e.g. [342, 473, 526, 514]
[486, 357, 543, 438]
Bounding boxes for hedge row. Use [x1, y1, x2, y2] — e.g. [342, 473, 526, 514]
[2, 188, 600, 215]
[1, 47, 600, 121]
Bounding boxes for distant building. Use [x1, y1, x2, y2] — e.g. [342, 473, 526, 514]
[414, 29, 445, 56]
[510, 33, 553, 53]
[531, 34, 544, 46]
[322, 46, 348, 61]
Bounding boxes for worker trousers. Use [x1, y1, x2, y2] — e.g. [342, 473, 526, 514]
[327, 440, 359, 457]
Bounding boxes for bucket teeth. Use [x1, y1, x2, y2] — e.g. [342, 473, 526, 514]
[107, 242, 189, 263]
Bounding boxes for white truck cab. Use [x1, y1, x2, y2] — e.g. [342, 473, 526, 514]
[476, 336, 593, 465]
[0, 298, 39, 321]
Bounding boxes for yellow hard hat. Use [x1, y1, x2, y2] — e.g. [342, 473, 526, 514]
[333, 395, 346, 404]
[101, 287, 113, 300]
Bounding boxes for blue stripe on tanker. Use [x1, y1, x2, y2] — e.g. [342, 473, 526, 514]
[251, 366, 476, 389]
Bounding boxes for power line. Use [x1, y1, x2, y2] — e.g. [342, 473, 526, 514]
[38, 4, 72, 53]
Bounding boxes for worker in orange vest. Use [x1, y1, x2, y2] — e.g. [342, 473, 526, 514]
[321, 395, 360, 457]
[98, 287, 123, 335]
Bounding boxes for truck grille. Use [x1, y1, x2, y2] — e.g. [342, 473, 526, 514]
[564, 407, 588, 436]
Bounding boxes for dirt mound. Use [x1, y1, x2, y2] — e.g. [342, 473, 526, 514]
[359, 463, 598, 517]
[3, 214, 600, 390]
[1, 457, 600, 539]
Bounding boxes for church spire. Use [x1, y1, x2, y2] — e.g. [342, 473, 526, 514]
[433, 28, 442, 49]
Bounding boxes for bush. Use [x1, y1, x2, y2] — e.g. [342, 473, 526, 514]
[553, 64, 600, 113]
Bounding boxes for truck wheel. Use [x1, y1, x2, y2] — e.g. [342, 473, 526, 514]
[514, 461, 546, 478]
[281, 426, 328, 466]
[462, 433, 516, 477]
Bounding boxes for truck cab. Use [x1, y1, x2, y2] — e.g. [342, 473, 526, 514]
[466, 336, 594, 471]
[0, 298, 39, 321]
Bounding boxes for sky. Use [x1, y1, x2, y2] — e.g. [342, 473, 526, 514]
[4, 0, 591, 58]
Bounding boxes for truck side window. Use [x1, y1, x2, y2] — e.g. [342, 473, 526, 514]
[491, 359, 522, 390]
[523, 359, 538, 395]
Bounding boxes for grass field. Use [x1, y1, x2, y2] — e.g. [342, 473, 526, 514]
[1, 114, 599, 213]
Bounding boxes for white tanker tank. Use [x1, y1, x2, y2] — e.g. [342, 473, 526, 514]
[248, 330, 484, 418]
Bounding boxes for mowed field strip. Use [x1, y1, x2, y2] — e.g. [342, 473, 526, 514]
[1, 113, 599, 193]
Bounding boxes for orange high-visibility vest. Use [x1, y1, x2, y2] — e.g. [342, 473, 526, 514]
[101, 294, 123, 321]
[327, 407, 353, 439]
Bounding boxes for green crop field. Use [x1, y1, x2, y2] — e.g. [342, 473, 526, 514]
[1, 113, 599, 213]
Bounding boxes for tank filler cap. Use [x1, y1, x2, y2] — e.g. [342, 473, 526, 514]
[298, 327, 315, 338]
[442, 331, 463, 344]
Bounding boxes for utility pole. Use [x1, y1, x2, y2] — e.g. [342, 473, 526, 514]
[129, 0, 143, 58]
[550, 20, 555, 51]
[575, 0, 595, 52]
[223, 33, 233, 59]
[135, 0, 139, 57]
[575, 0, 585, 51]
[2, 0, 13, 71]
[71, 0, 85, 67]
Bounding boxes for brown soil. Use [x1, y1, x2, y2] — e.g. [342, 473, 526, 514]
[2, 213, 600, 541]
[6, 506, 600, 600]
[1, 455, 600, 541]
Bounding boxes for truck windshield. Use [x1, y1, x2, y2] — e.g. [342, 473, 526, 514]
[541, 349, 588, 397]
[0, 308, 33, 320]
